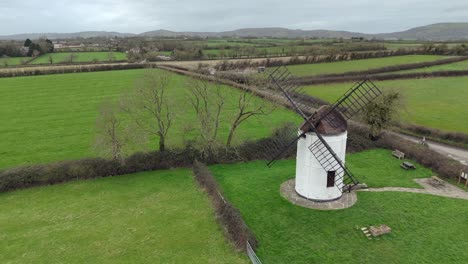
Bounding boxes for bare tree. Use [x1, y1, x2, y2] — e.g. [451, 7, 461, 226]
[120, 69, 174, 151]
[67, 53, 77, 63]
[94, 100, 126, 161]
[226, 89, 271, 147]
[107, 52, 116, 62]
[186, 77, 225, 156]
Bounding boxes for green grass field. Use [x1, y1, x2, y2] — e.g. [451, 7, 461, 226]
[30, 52, 127, 64]
[210, 149, 467, 264]
[347, 149, 432, 188]
[0, 69, 298, 169]
[284, 55, 447, 76]
[302, 77, 468, 133]
[0, 57, 29, 67]
[0, 169, 247, 263]
[384, 43, 423, 50]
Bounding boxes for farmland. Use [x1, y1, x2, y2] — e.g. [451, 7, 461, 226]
[211, 149, 467, 264]
[302, 77, 468, 133]
[30, 52, 127, 64]
[0, 69, 298, 169]
[0, 57, 29, 67]
[0, 169, 247, 263]
[284, 55, 448, 76]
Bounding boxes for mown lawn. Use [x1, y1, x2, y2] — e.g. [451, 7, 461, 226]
[346, 149, 432, 188]
[284, 55, 447, 76]
[210, 149, 467, 264]
[0, 169, 247, 264]
[30, 52, 127, 64]
[0, 69, 298, 169]
[302, 77, 468, 133]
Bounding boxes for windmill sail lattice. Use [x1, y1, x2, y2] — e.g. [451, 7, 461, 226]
[265, 66, 381, 193]
[316, 79, 382, 128]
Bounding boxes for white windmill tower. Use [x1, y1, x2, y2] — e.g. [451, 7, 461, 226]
[266, 67, 382, 201]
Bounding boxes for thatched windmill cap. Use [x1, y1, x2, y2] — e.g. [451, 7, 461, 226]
[300, 105, 347, 135]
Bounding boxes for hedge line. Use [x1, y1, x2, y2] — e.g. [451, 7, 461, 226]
[0, 63, 147, 78]
[0, 121, 379, 193]
[213, 50, 420, 71]
[312, 56, 468, 79]
[396, 123, 468, 147]
[192, 161, 258, 251]
[294, 69, 468, 85]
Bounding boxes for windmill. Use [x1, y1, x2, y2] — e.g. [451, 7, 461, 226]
[266, 66, 382, 201]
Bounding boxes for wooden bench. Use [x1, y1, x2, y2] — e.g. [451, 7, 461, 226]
[400, 161, 416, 170]
[392, 150, 405, 160]
[458, 171, 468, 187]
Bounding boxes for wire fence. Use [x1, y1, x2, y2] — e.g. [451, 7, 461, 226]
[247, 241, 263, 264]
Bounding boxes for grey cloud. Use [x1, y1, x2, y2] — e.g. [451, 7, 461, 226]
[0, 0, 467, 35]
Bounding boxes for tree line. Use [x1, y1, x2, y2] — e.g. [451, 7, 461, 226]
[94, 69, 272, 161]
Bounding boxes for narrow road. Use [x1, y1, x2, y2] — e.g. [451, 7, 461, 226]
[392, 132, 468, 165]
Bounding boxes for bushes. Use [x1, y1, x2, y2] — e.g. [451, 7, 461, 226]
[192, 161, 258, 251]
[0, 150, 193, 192]
[0, 63, 147, 78]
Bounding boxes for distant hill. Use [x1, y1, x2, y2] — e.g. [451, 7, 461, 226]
[140, 27, 368, 39]
[377, 23, 468, 40]
[0, 31, 136, 40]
[2, 23, 468, 41]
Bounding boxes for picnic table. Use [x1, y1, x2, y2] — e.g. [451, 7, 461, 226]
[400, 161, 416, 170]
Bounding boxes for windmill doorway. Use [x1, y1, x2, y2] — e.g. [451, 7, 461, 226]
[327, 171, 336, 187]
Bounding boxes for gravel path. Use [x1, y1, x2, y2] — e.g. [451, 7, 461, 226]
[362, 178, 468, 200]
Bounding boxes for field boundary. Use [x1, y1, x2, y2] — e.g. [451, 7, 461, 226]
[192, 161, 259, 253]
[309, 56, 468, 79]
[0, 63, 148, 78]
[293, 69, 468, 85]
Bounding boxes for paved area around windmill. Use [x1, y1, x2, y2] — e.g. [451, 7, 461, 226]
[281, 178, 468, 210]
[280, 179, 358, 210]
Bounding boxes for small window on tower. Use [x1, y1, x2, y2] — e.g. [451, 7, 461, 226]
[327, 171, 336, 187]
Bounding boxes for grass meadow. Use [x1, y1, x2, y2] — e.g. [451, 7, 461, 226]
[302, 77, 468, 133]
[0, 168, 247, 263]
[284, 55, 448, 76]
[0, 69, 298, 169]
[211, 149, 467, 264]
[30, 52, 127, 64]
[0, 57, 29, 67]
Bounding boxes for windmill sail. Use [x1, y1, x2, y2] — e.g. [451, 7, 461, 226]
[268, 66, 314, 118]
[315, 79, 382, 128]
[264, 66, 312, 167]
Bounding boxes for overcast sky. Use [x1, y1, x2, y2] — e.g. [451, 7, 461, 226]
[1, 0, 468, 35]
